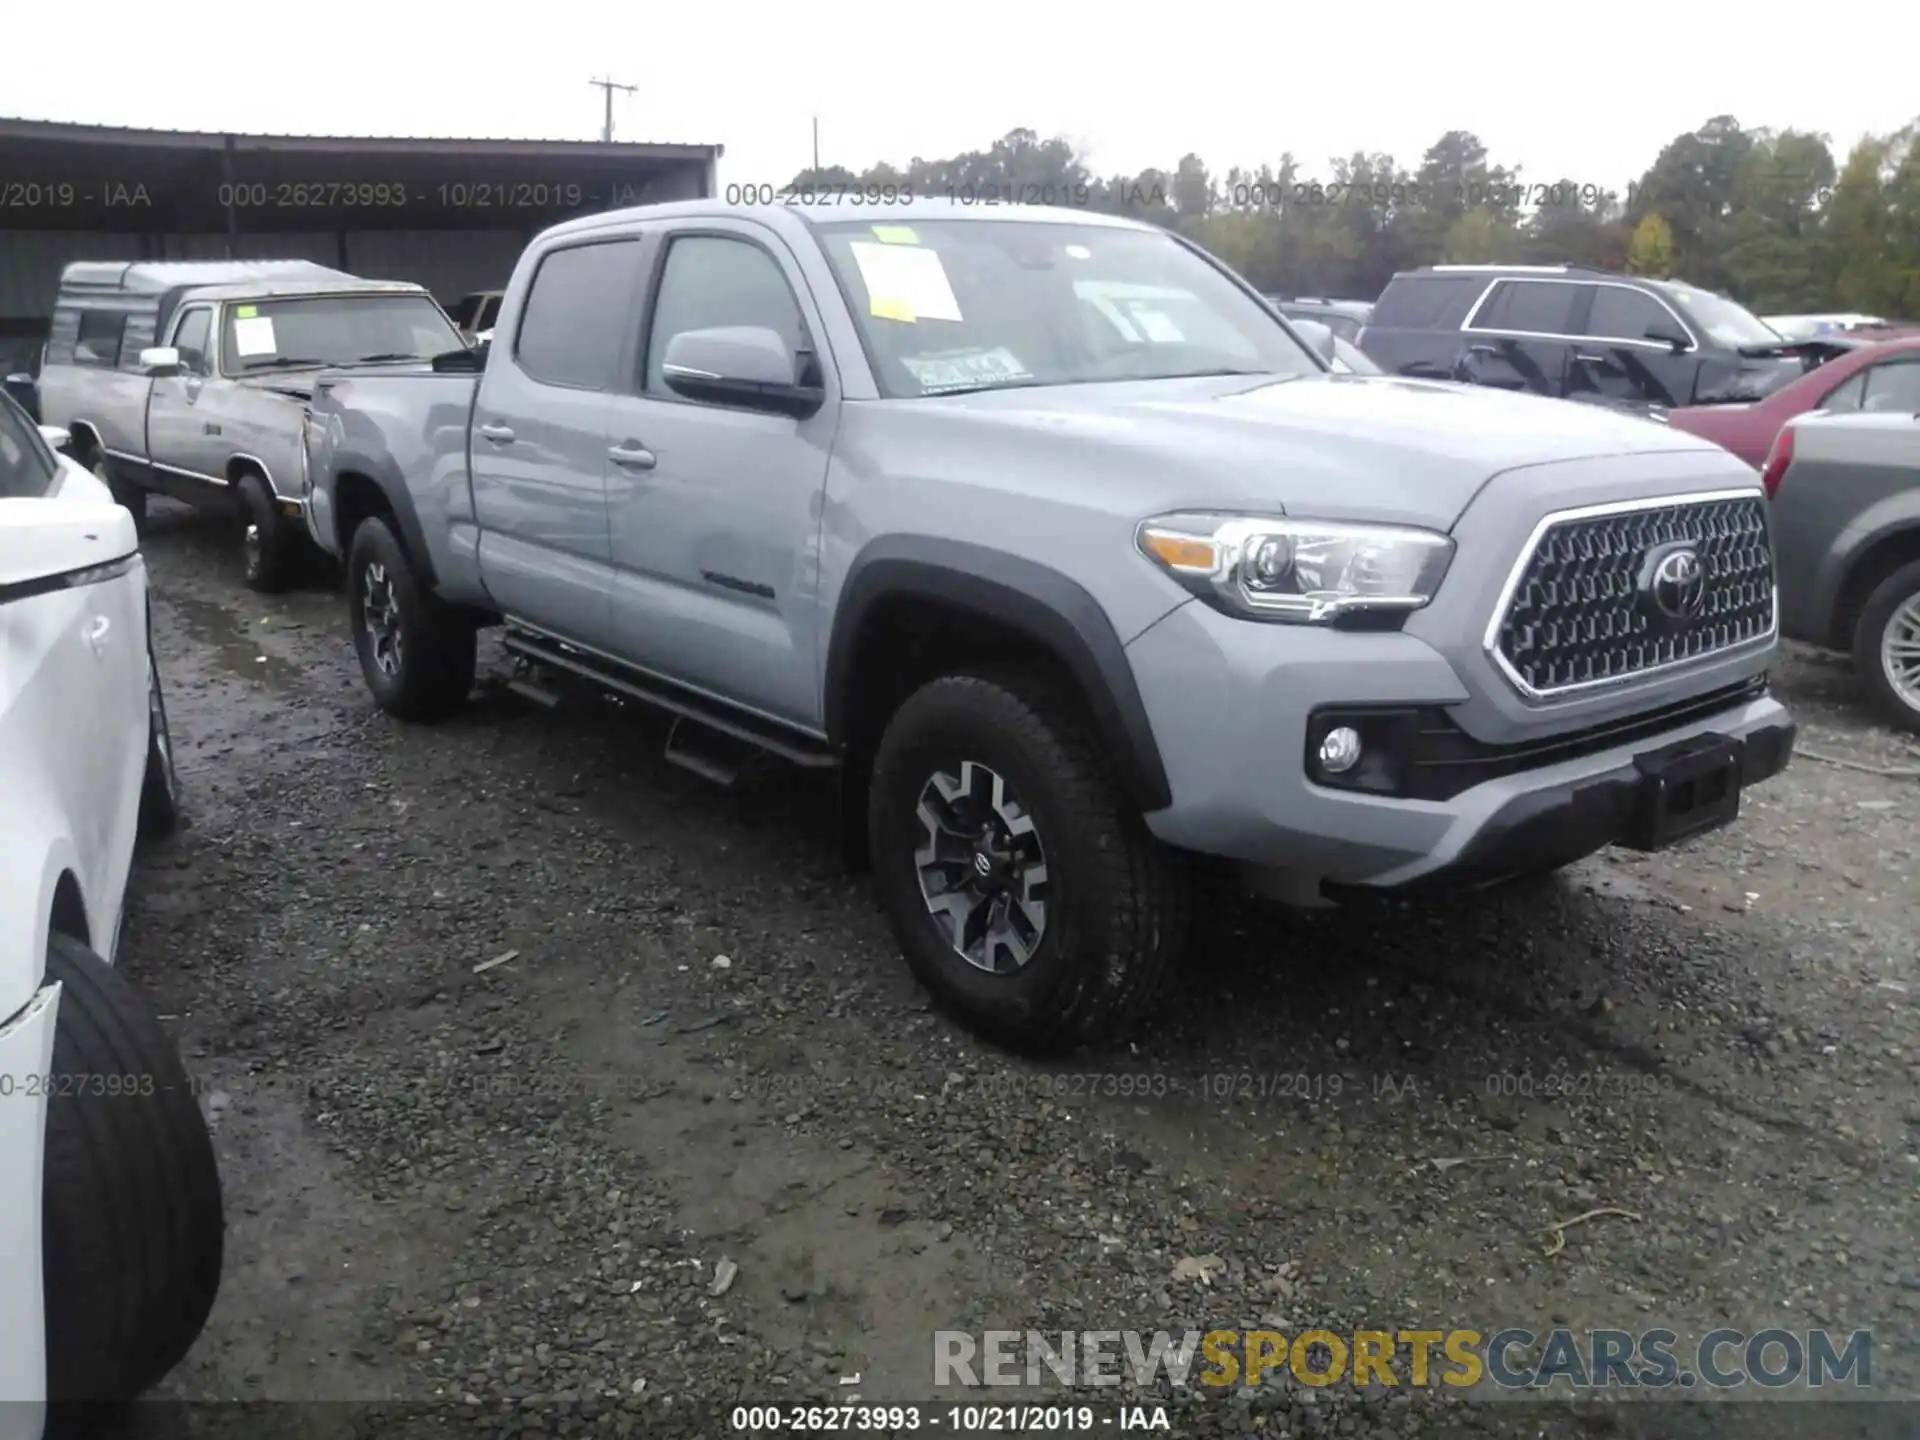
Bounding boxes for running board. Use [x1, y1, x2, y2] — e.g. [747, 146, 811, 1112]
[501, 627, 839, 776]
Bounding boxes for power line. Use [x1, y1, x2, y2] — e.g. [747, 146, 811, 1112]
[589, 77, 638, 143]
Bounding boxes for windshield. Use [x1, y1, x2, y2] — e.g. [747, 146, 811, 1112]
[0, 394, 57, 498]
[1660, 283, 1781, 350]
[221, 293, 464, 373]
[815, 219, 1321, 397]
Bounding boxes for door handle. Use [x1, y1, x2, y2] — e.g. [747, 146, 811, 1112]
[608, 444, 656, 470]
[478, 423, 516, 444]
[1574, 353, 1615, 367]
[84, 615, 111, 654]
[184, 377, 203, 400]
[1466, 343, 1499, 358]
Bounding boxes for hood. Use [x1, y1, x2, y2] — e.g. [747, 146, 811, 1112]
[232, 356, 444, 402]
[913, 373, 1728, 529]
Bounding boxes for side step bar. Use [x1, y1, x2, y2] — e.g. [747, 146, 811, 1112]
[501, 626, 839, 777]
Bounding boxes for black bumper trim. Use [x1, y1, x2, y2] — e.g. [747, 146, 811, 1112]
[1328, 717, 1796, 898]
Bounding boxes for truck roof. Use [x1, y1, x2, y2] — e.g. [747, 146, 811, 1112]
[57, 259, 426, 302]
[538, 197, 1159, 246]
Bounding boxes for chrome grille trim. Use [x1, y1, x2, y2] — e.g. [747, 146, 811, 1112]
[1482, 487, 1778, 701]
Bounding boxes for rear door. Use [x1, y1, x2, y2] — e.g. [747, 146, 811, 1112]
[1565, 283, 1693, 408]
[1457, 278, 1580, 395]
[468, 237, 646, 655]
[1356, 273, 1487, 377]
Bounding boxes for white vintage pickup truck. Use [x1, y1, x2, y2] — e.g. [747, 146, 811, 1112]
[37, 260, 468, 591]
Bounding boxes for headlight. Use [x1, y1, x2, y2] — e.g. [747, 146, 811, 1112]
[1135, 511, 1454, 624]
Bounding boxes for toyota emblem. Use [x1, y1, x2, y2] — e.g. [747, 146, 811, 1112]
[1650, 547, 1707, 621]
[973, 853, 994, 877]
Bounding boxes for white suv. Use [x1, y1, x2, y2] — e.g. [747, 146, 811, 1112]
[0, 397, 222, 1431]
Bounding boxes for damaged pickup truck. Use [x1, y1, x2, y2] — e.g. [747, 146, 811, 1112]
[37, 261, 468, 590]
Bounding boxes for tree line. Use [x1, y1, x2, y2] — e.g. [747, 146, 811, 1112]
[788, 115, 1920, 315]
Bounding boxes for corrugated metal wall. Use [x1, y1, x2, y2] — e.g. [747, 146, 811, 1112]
[340, 231, 529, 301]
[2, 226, 533, 325]
[0, 230, 143, 318]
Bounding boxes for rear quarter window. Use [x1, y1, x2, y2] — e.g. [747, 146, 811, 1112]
[74, 308, 129, 367]
[1370, 275, 1486, 330]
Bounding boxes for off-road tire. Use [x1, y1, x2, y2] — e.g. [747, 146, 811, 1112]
[91, 455, 147, 534]
[236, 473, 293, 594]
[867, 666, 1192, 1055]
[137, 638, 180, 840]
[1854, 558, 1920, 734]
[41, 931, 223, 1407]
[347, 515, 476, 722]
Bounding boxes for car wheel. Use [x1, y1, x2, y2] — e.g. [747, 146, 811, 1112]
[1855, 557, 1920, 733]
[867, 666, 1192, 1055]
[236, 474, 292, 594]
[137, 639, 181, 840]
[41, 931, 223, 1407]
[346, 515, 476, 722]
[92, 456, 147, 535]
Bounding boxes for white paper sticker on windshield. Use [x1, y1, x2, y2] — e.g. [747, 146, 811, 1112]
[1133, 309, 1186, 343]
[849, 241, 962, 323]
[901, 347, 1032, 393]
[1065, 244, 1092, 259]
[232, 315, 277, 357]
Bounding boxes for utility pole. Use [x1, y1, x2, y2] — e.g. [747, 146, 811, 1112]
[589, 77, 638, 143]
[812, 116, 820, 171]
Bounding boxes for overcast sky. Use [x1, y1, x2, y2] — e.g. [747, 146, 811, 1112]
[8, 1, 1916, 195]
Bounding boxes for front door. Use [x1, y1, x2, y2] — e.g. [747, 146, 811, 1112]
[1455, 278, 1580, 397]
[468, 238, 647, 655]
[602, 222, 838, 730]
[1564, 283, 1693, 409]
[143, 305, 222, 483]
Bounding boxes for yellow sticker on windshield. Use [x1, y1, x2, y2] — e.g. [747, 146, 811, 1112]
[872, 225, 919, 245]
[870, 295, 917, 323]
[235, 304, 258, 319]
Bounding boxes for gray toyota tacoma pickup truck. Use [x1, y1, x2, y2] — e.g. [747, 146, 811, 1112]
[305, 199, 1796, 1054]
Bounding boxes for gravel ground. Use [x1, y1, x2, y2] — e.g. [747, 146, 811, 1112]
[109, 503, 1918, 1440]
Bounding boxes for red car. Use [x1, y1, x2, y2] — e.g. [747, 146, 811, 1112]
[1668, 335, 1920, 470]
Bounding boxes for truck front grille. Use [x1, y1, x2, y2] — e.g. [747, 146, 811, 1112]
[1489, 491, 1776, 698]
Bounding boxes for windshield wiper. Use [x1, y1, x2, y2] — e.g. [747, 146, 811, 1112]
[924, 380, 1048, 398]
[353, 352, 422, 364]
[241, 356, 328, 370]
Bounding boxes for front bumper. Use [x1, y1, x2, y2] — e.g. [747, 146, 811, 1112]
[1332, 711, 1794, 895]
[1125, 599, 1794, 889]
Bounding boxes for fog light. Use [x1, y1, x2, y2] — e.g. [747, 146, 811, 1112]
[1318, 726, 1363, 774]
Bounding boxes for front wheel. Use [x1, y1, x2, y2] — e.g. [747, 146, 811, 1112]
[237, 474, 294, 593]
[42, 931, 223, 1405]
[867, 666, 1192, 1055]
[137, 639, 180, 840]
[346, 515, 475, 721]
[92, 456, 147, 534]
[1853, 558, 1920, 734]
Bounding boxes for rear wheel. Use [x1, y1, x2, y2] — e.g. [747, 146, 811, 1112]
[42, 931, 223, 1406]
[867, 666, 1192, 1055]
[1853, 558, 1920, 733]
[346, 514, 476, 721]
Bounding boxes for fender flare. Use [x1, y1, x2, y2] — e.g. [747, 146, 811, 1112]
[824, 537, 1172, 813]
[323, 446, 439, 588]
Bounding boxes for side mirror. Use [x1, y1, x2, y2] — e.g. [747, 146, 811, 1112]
[0, 495, 137, 579]
[38, 424, 71, 453]
[1644, 326, 1689, 355]
[1290, 319, 1340, 366]
[139, 346, 183, 377]
[661, 326, 824, 418]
